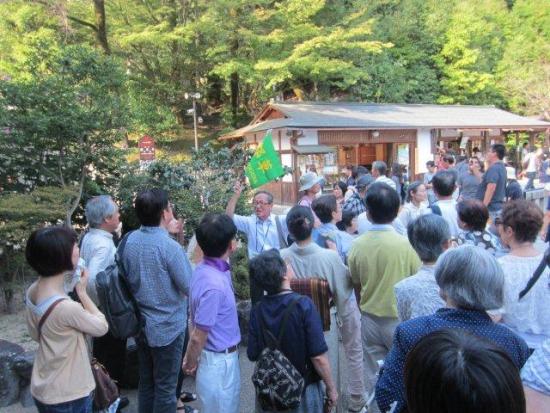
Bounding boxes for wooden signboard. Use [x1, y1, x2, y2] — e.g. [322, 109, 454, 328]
[139, 135, 155, 161]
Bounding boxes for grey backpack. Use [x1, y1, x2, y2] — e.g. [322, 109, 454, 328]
[252, 296, 305, 411]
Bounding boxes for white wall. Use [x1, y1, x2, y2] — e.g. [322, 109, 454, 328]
[417, 128, 432, 174]
[296, 129, 318, 145]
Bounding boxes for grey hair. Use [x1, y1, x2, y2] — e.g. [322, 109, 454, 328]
[253, 190, 273, 204]
[85, 195, 117, 228]
[435, 246, 504, 311]
[372, 161, 388, 175]
[407, 214, 450, 263]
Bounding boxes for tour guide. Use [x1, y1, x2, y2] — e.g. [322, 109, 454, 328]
[226, 180, 289, 258]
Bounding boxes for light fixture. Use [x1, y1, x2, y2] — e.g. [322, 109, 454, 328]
[372, 130, 380, 138]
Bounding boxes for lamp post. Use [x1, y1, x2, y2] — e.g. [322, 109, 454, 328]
[184, 92, 201, 150]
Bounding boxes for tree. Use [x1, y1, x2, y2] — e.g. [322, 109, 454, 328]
[0, 186, 76, 312]
[435, 0, 509, 105]
[0, 44, 129, 225]
[497, 0, 550, 119]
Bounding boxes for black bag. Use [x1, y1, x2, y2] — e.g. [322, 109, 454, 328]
[96, 232, 142, 339]
[252, 295, 305, 411]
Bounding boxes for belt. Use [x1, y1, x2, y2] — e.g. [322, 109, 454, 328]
[207, 345, 238, 354]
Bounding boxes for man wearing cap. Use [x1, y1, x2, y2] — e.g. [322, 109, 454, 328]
[343, 174, 374, 216]
[226, 181, 289, 259]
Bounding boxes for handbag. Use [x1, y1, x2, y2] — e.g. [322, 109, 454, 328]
[90, 358, 119, 410]
[38, 297, 119, 410]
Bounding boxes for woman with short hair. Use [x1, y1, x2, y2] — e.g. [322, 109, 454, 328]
[332, 181, 347, 207]
[25, 226, 109, 413]
[405, 329, 526, 413]
[375, 246, 530, 413]
[498, 199, 550, 350]
[457, 199, 499, 254]
[247, 249, 338, 413]
[394, 214, 450, 321]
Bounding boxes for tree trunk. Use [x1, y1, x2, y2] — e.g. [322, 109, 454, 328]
[230, 72, 239, 127]
[93, 0, 110, 55]
[65, 164, 87, 227]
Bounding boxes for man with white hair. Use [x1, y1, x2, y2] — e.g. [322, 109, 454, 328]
[80, 195, 129, 410]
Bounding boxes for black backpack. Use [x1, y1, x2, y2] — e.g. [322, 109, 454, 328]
[252, 296, 305, 411]
[96, 232, 142, 339]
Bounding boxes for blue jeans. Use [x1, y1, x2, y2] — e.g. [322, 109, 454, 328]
[137, 332, 185, 413]
[34, 394, 92, 413]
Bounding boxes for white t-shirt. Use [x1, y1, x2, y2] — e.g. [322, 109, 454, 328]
[432, 199, 460, 238]
[499, 254, 550, 349]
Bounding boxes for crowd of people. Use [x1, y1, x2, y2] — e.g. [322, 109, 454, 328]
[23, 142, 550, 413]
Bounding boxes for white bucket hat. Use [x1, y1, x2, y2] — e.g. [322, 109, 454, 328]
[299, 172, 324, 192]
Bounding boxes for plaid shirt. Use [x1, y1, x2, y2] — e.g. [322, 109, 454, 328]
[342, 192, 366, 216]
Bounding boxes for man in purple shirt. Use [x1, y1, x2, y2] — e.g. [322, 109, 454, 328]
[182, 213, 240, 413]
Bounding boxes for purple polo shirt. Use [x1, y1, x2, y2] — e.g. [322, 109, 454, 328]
[190, 257, 241, 352]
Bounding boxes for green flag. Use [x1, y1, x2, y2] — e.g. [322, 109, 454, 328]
[245, 130, 285, 188]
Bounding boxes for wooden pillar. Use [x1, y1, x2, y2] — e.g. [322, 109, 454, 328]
[355, 144, 360, 165]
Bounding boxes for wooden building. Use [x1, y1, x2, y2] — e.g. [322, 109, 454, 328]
[220, 102, 550, 205]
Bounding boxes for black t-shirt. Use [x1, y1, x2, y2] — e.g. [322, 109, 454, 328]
[247, 292, 328, 382]
[477, 161, 507, 211]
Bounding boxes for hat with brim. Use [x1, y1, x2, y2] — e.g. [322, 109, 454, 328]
[299, 172, 324, 192]
[506, 166, 517, 180]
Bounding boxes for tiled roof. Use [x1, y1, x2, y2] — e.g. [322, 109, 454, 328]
[220, 102, 550, 139]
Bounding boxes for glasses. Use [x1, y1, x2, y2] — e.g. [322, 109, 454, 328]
[253, 200, 271, 206]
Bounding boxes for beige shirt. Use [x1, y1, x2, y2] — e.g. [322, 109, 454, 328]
[280, 242, 353, 316]
[26, 284, 109, 405]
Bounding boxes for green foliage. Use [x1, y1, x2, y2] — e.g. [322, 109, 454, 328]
[0, 186, 77, 311]
[230, 245, 250, 300]
[0, 42, 129, 223]
[117, 142, 253, 234]
[497, 0, 550, 118]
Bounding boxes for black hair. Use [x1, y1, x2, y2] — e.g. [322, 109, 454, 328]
[249, 249, 287, 295]
[407, 215, 450, 262]
[406, 181, 424, 203]
[333, 181, 347, 196]
[286, 205, 314, 241]
[312, 194, 338, 224]
[432, 170, 456, 197]
[25, 226, 78, 277]
[346, 165, 358, 179]
[491, 143, 506, 160]
[426, 160, 435, 168]
[356, 165, 369, 177]
[405, 329, 525, 413]
[195, 213, 237, 258]
[456, 155, 467, 163]
[336, 210, 357, 231]
[457, 200, 489, 232]
[365, 182, 400, 224]
[442, 154, 455, 165]
[135, 188, 169, 226]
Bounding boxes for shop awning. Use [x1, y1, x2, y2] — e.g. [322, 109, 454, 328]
[291, 145, 336, 154]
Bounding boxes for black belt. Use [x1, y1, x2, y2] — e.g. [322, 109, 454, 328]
[207, 345, 238, 354]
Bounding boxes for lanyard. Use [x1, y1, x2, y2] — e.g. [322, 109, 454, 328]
[255, 219, 272, 253]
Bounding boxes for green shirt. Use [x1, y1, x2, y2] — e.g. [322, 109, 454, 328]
[348, 226, 421, 318]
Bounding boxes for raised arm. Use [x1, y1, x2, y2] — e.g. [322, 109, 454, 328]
[225, 180, 244, 218]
